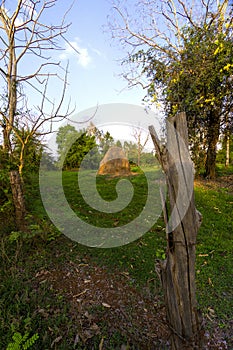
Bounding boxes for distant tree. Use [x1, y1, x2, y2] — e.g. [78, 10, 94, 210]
[39, 151, 56, 171]
[115, 140, 122, 148]
[222, 110, 233, 167]
[56, 125, 98, 170]
[140, 152, 156, 166]
[98, 131, 114, 155]
[81, 146, 101, 170]
[63, 133, 97, 170]
[56, 125, 79, 167]
[131, 126, 150, 166]
[123, 140, 138, 164]
[217, 133, 233, 165]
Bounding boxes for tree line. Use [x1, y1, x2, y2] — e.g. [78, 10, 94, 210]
[55, 123, 156, 170]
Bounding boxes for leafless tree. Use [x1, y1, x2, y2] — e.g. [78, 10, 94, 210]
[0, 0, 73, 152]
[131, 125, 149, 166]
[0, 0, 73, 230]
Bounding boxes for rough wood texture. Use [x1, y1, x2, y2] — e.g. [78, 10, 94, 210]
[149, 112, 203, 349]
[9, 170, 26, 231]
[98, 146, 131, 177]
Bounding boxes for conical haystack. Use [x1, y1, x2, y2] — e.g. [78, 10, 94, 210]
[98, 146, 131, 176]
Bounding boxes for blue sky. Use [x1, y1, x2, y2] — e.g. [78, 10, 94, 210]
[50, 0, 146, 113]
[2, 0, 146, 115]
[1, 0, 161, 147]
[39, 0, 158, 145]
[46, 0, 164, 149]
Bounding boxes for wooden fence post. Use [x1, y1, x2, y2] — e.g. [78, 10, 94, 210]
[149, 112, 203, 349]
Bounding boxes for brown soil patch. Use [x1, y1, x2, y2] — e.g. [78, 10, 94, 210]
[195, 175, 233, 194]
[35, 261, 170, 348]
[35, 258, 230, 349]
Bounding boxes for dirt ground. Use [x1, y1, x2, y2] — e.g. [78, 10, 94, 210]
[36, 261, 170, 349]
[195, 174, 233, 195]
[35, 261, 230, 348]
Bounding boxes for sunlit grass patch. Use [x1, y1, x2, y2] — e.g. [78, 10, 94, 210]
[195, 185, 233, 321]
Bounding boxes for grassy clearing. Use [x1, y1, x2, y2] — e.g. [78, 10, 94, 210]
[0, 168, 232, 348]
[37, 169, 167, 284]
[195, 185, 233, 321]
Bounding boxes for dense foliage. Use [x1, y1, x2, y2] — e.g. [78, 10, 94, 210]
[136, 20, 233, 177]
[56, 125, 98, 170]
[116, 0, 233, 178]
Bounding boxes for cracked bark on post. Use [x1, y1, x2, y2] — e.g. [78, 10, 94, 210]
[149, 112, 203, 349]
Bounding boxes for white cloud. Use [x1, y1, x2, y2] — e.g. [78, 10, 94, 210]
[89, 45, 108, 62]
[60, 39, 92, 68]
[15, 17, 24, 27]
[91, 47, 102, 57]
[77, 47, 91, 67]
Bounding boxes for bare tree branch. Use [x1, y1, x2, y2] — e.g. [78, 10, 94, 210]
[0, 0, 74, 155]
[109, 0, 232, 93]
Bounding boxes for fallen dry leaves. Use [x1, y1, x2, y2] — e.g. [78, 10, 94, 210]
[35, 260, 170, 348]
[35, 258, 231, 349]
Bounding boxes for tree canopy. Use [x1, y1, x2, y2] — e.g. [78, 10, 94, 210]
[141, 22, 233, 176]
[112, 0, 233, 178]
[56, 125, 98, 170]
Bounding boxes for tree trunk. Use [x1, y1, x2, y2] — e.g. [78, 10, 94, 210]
[205, 113, 220, 179]
[205, 140, 217, 179]
[225, 132, 230, 168]
[149, 112, 203, 349]
[9, 170, 26, 231]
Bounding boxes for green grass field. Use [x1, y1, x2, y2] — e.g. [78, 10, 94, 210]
[0, 168, 232, 349]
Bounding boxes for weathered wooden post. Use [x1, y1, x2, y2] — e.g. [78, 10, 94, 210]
[149, 112, 203, 349]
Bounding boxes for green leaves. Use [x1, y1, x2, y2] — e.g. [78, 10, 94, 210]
[6, 332, 39, 350]
[63, 133, 97, 170]
[56, 126, 98, 170]
[134, 14, 233, 176]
